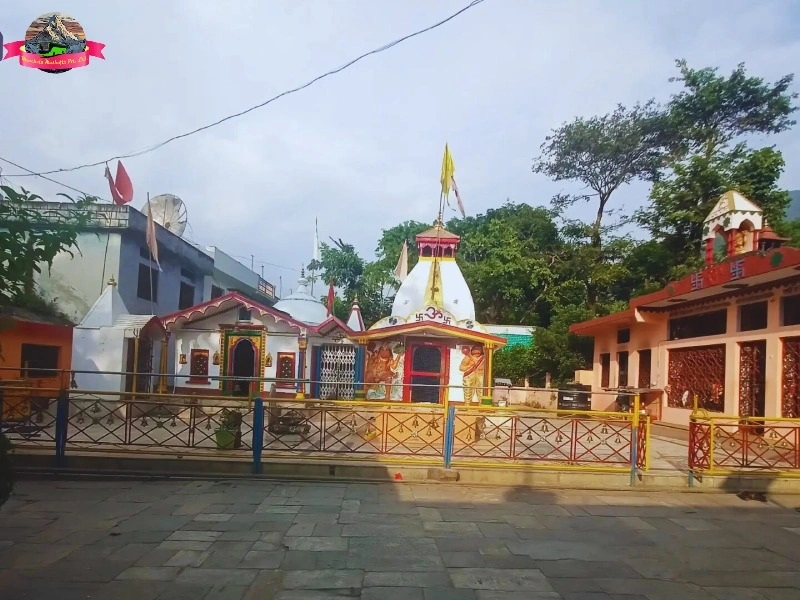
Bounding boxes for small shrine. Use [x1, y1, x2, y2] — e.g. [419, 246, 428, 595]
[161, 274, 362, 400]
[702, 190, 786, 264]
[354, 219, 506, 404]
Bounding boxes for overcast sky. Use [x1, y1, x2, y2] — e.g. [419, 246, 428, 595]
[3, 0, 800, 296]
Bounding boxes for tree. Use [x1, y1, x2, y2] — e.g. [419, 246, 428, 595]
[309, 238, 395, 327]
[637, 61, 797, 272]
[0, 186, 96, 303]
[447, 203, 563, 324]
[533, 101, 667, 248]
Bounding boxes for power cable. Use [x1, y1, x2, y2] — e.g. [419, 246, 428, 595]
[5, 0, 487, 178]
[0, 155, 102, 198]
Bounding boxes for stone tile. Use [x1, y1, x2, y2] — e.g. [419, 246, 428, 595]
[669, 518, 720, 531]
[535, 560, 642, 579]
[194, 513, 233, 522]
[286, 523, 316, 537]
[343, 523, 427, 537]
[419, 507, 443, 522]
[167, 531, 222, 542]
[281, 569, 364, 589]
[442, 552, 486, 567]
[239, 550, 285, 569]
[285, 536, 348, 551]
[313, 523, 344, 537]
[116, 566, 181, 581]
[706, 589, 771, 600]
[449, 568, 554, 592]
[424, 589, 477, 600]
[176, 568, 257, 586]
[242, 570, 283, 600]
[165, 549, 212, 567]
[199, 549, 249, 568]
[348, 537, 444, 571]
[157, 540, 213, 551]
[135, 548, 180, 567]
[477, 523, 520, 539]
[475, 594, 561, 600]
[218, 531, 262, 542]
[364, 571, 452, 587]
[362, 587, 424, 599]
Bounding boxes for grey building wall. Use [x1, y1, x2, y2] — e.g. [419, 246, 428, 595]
[34, 203, 214, 323]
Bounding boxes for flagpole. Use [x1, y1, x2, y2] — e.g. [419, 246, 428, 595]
[147, 192, 155, 316]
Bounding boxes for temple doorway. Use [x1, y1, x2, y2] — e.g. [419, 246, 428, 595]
[406, 343, 446, 404]
[231, 338, 256, 397]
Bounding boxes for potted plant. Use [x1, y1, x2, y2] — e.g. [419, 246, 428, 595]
[215, 408, 243, 450]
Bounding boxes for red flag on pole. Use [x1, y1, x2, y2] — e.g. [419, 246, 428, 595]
[326, 280, 335, 316]
[104, 161, 134, 206]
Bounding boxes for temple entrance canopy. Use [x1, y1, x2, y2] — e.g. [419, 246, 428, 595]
[355, 221, 506, 404]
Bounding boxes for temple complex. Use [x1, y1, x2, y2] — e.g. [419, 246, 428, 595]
[571, 191, 800, 426]
[355, 220, 506, 404]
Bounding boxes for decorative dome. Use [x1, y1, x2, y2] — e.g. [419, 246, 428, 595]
[390, 223, 475, 322]
[273, 275, 328, 325]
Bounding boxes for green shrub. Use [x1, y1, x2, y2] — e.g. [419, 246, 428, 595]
[0, 433, 13, 508]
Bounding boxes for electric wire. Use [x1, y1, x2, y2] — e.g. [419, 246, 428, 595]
[4, 0, 487, 178]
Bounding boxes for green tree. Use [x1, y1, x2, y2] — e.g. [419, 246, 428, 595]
[532, 101, 666, 247]
[0, 186, 96, 302]
[532, 102, 667, 307]
[636, 61, 797, 272]
[447, 203, 562, 324]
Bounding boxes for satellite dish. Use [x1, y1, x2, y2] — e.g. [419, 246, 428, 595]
[144, 194, 188, 236]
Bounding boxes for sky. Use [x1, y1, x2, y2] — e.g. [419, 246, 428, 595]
[2, 0, 800, 296]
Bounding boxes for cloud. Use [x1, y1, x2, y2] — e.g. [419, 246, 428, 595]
[3, 0, 800, 291]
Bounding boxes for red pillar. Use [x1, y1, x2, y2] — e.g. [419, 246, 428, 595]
[704, 238, 714, 265]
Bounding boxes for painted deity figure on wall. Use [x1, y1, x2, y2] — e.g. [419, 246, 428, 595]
[460, 345, 485, 405]
[365, 342, 405, 400]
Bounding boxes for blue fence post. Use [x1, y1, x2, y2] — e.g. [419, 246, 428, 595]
[252, 398, 264, 475]
[54, 390, 69, 468]
[443, 405, 456, 469]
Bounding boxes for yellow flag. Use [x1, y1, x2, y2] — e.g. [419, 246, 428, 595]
[440, 144, 455, 196]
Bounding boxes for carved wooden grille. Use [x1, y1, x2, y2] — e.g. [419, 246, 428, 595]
[782, 337, 800, 417]
[638, 349, 652, 388]
[319, 344, 356, 400]
[739, 341, 765, 418]
[600, 354, 610, 388]
[667, 345, 725, 411]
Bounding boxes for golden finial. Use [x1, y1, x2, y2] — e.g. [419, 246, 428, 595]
[108, 276, 117, 287]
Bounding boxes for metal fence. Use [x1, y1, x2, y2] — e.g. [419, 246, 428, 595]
[0, 370, 650, 480]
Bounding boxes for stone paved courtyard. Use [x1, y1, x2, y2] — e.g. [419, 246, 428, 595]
[1, 478, 800, 599]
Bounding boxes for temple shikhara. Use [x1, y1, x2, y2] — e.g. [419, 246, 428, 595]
[358, 221, 506, 404]
[571, 191, 800, 426]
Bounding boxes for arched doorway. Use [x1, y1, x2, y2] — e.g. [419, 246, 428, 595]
[231, 338, 256, 396]
[407, 344, 445, 403]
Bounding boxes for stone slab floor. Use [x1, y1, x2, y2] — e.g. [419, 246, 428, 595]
[1, 479, 800, 599]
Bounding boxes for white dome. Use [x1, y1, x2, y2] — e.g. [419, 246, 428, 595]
[391, 257, 475, 322]
[273, 277, 328, 325]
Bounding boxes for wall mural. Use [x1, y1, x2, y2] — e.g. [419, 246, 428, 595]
[365, 341, 405, 400]
[460, 344, 485, 404]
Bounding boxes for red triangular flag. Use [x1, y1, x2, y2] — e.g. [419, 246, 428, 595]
[327, 280, 335, 316]
[105, 161, 133, 206]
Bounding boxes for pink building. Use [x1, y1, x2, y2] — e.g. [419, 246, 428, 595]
[570, 191, 800, 426]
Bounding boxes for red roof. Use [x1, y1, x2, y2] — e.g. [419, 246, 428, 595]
[570, 247, 800, 335]
[356, 320, 507, 346]
[162, 292, 308, 331]
[161, 291, 355, 336]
